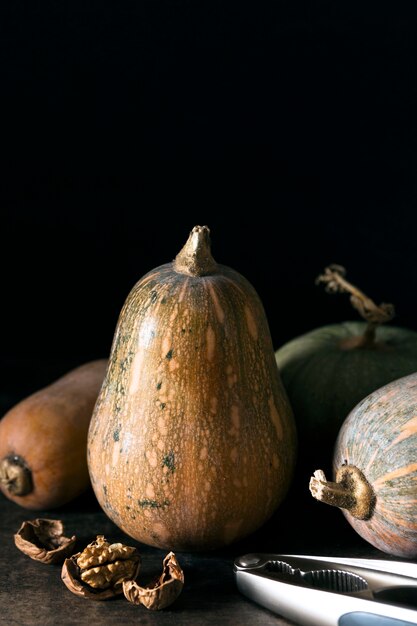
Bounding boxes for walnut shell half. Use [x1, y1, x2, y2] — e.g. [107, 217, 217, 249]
[14, 519, 76, 564]
[61, 535, 141, 600]
[123, 551, 184, 610]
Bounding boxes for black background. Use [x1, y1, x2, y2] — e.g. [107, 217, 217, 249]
[2, 2, 417, 401]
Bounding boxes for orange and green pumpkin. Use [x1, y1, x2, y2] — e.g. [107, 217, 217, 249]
[276, 265, 417, 473]
[310, 372, 417, 558]
[87, 225, 296, 551]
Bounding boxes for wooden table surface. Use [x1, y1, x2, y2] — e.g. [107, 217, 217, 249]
[0, 482, 395, 626]
[0, 361, 405, 625]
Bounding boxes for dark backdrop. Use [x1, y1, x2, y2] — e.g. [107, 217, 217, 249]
[2, 2, 417, 404]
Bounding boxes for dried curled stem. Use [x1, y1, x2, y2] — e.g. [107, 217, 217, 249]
[309, 466, 376, 521]
[316, 265, 395, 347]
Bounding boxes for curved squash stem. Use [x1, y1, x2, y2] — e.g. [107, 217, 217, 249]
[0, 455, 33, 496]
[174, 225, 218, 277]
[316, 265, 395, 347]
[309, 466, 376, 521]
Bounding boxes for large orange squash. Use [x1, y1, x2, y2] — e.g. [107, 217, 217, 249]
[88, 225, 296, 550]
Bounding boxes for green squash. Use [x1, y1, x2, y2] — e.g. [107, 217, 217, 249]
[275, 265, 417, 474]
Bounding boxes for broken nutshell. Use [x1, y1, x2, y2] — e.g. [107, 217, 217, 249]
[123, 551, 184, 610]
[61, 535, 141, 600]
[14, 518, 76, 564]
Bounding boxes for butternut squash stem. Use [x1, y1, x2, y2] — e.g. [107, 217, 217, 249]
[0, 455, 33, 496]
[309, 466, 376, 521]
[315, 265, 395, 348]
[173, 225, 218, 277]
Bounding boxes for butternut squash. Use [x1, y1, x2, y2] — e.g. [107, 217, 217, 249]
[0, 360, 107, 510]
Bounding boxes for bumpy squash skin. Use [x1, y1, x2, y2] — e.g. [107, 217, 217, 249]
[0, 360, 107, 510]
[276, 321, 417, 470]
[88, 263, 296, 551]
[333, 373, 417, 558]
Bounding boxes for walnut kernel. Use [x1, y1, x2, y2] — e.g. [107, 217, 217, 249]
[62, 535, 141, 600]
